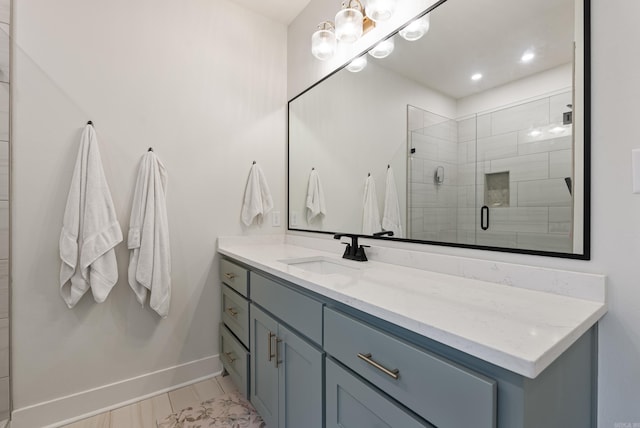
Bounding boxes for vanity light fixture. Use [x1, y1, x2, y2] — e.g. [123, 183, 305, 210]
[549, 125, 566, 134]
[368, 37, 394, 59]
[335, 0, 365, 43]
[399, 14, 430, 41]
[311, 21, 337, 60]
[363, 0, 397, 22]
[346, 55, 368, 72]
[528, 129, 542, 137]
[471, 73, 483, 81]
[312, 0, 383, 60]
[521, 50, 535, 63]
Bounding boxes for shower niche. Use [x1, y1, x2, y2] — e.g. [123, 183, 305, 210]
[485, 172, 510, 208]
[407, 91, 575, 253]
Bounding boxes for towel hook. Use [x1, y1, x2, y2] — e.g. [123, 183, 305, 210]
[312, 167, 315, 170]
[148, 147, 153, 152]
[387, 164, 390, 169]
[87, 120, 93, 126]
[368, 172, 371, 177]
[252, 160, 256, 165]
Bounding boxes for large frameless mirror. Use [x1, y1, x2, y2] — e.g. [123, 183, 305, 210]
[288, 0, 590, 259]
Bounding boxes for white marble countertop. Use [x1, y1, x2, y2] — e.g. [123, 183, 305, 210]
[218, 236, 607, 378]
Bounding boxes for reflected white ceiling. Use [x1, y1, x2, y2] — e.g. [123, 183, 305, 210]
[374, 0, 575, 99]
[228, 0, 311, 24]
[230, 0, 575, 100]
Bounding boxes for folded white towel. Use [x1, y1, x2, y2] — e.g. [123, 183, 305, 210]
[241, 163, 273, 226]
[306, 169, 326, 223]
[128, 151, 171, 318]
[382, 167, 403, 238]
[362, 175, 382, 235]
[59, 124, 123, 308]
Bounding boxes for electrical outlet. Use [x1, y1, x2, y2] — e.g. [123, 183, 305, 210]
[291, 211, 298, 226]
[272, 211, 281, 227]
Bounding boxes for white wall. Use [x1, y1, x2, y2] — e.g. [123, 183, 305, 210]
[289, 60, 455, 234]
[12, 0, 286, 424]
[288, 0, 640, 425]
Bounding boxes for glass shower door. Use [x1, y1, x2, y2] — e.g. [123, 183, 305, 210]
[472, 93, 574, 253]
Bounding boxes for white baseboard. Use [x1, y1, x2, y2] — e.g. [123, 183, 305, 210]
[10, 354, 222, 428]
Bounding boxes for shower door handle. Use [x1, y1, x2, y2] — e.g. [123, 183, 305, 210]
[481, 206, 490, 230]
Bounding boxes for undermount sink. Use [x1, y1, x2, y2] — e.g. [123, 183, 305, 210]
[279, 256, 362, 275]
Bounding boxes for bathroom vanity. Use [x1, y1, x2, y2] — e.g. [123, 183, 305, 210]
[217, 236, 606, 428]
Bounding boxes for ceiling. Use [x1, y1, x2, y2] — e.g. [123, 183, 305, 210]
[374, 0, 575, 100]
[229, 0, 576, 100]
[228, 0, 311, 24]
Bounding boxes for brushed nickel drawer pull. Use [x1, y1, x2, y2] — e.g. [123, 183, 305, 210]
[224, 272, 236, 280]
[275, 338, 283, 368]
[268, 332, 276, 361]
[224, 352, 236, 364]
[357, 353, 400, 380]
[226, 307, 238, 317]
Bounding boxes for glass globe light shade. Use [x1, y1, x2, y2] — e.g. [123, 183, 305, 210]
[368, 38, 395, 59]
[311, 28, 337, 60]
[335, 7, 363, 43]
[399, 14, 431, 41]
[364, 0, 397, 22]
[346, 56, 368, 72]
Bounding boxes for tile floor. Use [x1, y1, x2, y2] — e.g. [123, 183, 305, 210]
[61, 374, 237, 428]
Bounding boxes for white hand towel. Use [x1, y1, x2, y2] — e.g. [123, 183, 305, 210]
[382, 167, 403, 238]
[362, 175, 382, 235]
[128, 151, 171, 318]
[59, 124, 123, 308]
[241, 163, 273, 226]
[306, 169, 326, 223]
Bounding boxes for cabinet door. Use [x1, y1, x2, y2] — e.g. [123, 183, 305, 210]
[277, 324, 324, 428]
[326, 358, 432, 428]
[250, 304, 279, 428]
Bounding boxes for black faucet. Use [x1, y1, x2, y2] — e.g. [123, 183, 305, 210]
[373, 230, 394, 237]
[333, 233, 370, 262]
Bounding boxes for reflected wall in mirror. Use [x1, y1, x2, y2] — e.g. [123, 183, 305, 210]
[288, 0, 589, 258]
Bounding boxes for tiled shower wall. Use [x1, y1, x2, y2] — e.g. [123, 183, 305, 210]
[458, 92, 573, 252]
[408, 106, 458, 241]
[0, 0, 9, 421]
[408, 91, 573, 253]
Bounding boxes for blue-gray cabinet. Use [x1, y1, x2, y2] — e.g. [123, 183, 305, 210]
[324, 307, 496, 428]
[326, 358, 433, 428]
[250, 303, 323, 428]
[249, 303, 279, 427]
[220, 255, 597, 428]
[219, 259, 251, 398]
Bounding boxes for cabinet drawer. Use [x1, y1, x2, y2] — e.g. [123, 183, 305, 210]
[324, 307, 496, 428]
[220, 259, 248, 297]
[326, 358, 432, 428]
[221, 284, 249, 348]
[251, 272, 323, 345]
[220, 324, 249, 399]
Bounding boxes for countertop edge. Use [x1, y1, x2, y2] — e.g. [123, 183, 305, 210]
[218, 243, 606, 379]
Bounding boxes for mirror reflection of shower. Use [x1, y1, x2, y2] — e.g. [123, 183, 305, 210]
[407, 91, 574, 253]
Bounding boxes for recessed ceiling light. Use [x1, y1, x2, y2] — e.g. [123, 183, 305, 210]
[471, 73, 483, 81]
[521, 51, 535, 63]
